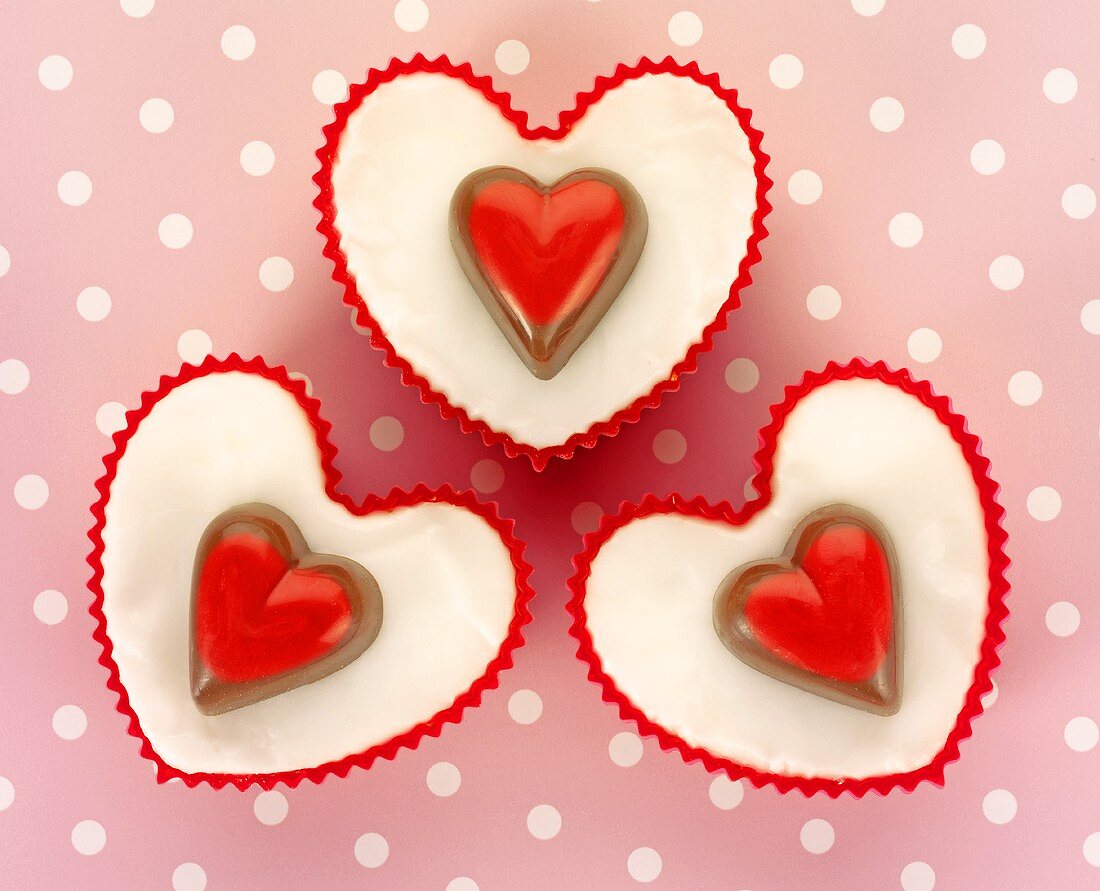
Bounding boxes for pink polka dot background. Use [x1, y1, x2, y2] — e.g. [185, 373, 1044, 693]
[2, 1, 1098, 887]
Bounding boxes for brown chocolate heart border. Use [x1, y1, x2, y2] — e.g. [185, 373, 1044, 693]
[87, 354, 535, 790]
[449, 165, 648, 380]
[314, 54, 772, 470]
[567, 359, 1010, 797]
[713, 504, 902, 717]
[190, 503, 384, 716]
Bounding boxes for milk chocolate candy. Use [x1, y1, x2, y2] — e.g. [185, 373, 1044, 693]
[190, 503, 383, 716]
[450, 166, 648, 380]
[713, 504, 902, 716]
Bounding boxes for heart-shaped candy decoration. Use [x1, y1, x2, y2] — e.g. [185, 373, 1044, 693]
[713, 505, 901, 715]
[450, 166, 647, 380]
[191, 503, 383, 716]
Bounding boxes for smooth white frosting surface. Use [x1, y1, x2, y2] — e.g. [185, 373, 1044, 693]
[585, 379, 990, 780]
[100, 372, 517, 775]
[332, 72, 759, 448]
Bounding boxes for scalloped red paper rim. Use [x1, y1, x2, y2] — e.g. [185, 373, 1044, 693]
[314, 54, 773, 471]
[86, 354, 535, 790]
[567, 358, 1010, 798]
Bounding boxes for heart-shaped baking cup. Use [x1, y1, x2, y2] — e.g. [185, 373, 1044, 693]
[88, 355, 534, 789]
[315, 55, 771, 469]
[191, 503, 384, 716]
[450, 166, 647, 380]
[568, 360, 1009, 797]
[713, 504, 901, 717]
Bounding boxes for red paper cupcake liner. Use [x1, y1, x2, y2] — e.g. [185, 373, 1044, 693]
[314, 54, 773, 471]
[567, 358, 1010, 798]
[86, 354, 535, 790]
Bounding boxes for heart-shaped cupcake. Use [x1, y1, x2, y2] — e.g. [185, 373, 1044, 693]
[88, 356, 533, 788]
[568, 360, 1008, 796]
[316, 56, 770, 469]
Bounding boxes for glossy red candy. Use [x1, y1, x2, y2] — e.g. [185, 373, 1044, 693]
[191, 503, 383, 715]
[451, 166, 647, 380]
[714, 505, 901, 715]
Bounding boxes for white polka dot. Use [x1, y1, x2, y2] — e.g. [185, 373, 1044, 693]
[76, 286, 111, 322]
[495, 40, 530, 76]
[507, 689, 543, 725]
[889, 212, 923, 247]
[708, 776, 744, 809]
[286, 372, 313, 397]
[0, 244, 9, 277]
[240, 141, 275, 176]
[571, 501, 603, 535]
[787, 169, 822, 205]
[982, 680, 999, 708]
[627, 847, 662, 883]
[725, 357, 760, 393]
[907, 328, 942, 363]
[259, 256, 294, 292]
[312, 69, 348, 104]
[951, 24, 986, 60]
[1085, 832, 1100, 867]
[1046, 601, 1081, 637]
[1027, 485, 1061, 521]
[970, 139, 1005, 175]
[139, 97, 173, 133]
[1065, 717, 1099, 752]
[982, 789, 1017, 825]
[120, 0, 155, 17]
[1043, 68, 1078, 104]
[0, 359, 30, 395]
[95, 402, 128, 437]
[14, 475, 48, 510]
[653, 429, 687, 464]
[988, 255, 1024, 291]
[394, 0, 429, 32]
[668, 11, 703, 47]
[38, 55, 73, 91]
[369, 416, 404, 451]
[471, 459, 504, 494]
[769, 54, 803, 89]
[869, 96, 904, 132]
[171, 863, 206, 891]
[253, 791, 288, 825]
[34, 589, 68, 625]
[177, 329, 212, 365]
[426, 762, 461, 797]
[851, 0, 885, 13]
[1081, 300, 1100, 334]
[159, 213, 193, 249]
[52, 705, 87, 740]
[58, 171, 92, 207]
[354, 832, 389, 867]
[527, 804, 561, 840]
[446, 880, 478, 891]
[800, 819, 835, 854]
[609, 732, 643, 767]
[71, 820, 106, 855]
[1007, 371, 1042, 406]
[807, 285, 841, 320]
[221, 25, 255, 61]
[0, 777, 12, 811]
[900, 861, 936, 891]
[1062, 184, 1096, 220]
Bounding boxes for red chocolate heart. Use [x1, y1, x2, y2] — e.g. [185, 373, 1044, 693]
[713, 505, 901, 715]
[450, 166, 648, 380]
[191, 503, 383, 715]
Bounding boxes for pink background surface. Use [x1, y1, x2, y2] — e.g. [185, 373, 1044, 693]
[2, 1, 1098, 888]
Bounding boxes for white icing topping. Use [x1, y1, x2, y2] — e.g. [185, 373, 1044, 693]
[585, 379, 990, 780]
[332, 72, 758, 448]
[100, 372, 517, 775]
